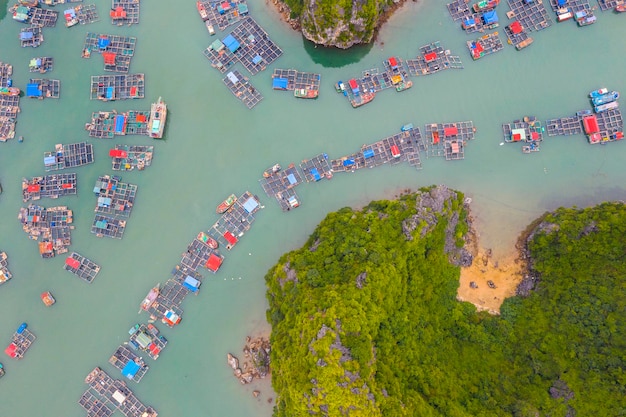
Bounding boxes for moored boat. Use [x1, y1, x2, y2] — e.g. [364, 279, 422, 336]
[472, 0, 499, 12]
[615, 2, 626, 12]
[395, 80, 413, 92]
[263, 164, 281, 178]
[197, 231, 218, 249]
[350, 92, 375, 108]
[294, 88, 318, 99]
[41, 291, 55, 306]
[0, 363, 4, 377]
[0, 87, 20, 96]
[206, 21, 215, 35]
[595, 101, 619, 113]
[149, 97, 167, 139]
[591, 91, 619, 106]
[589, 88, 608, 98]
[140, 284, 160, 312]
[197, 1, 209, 20]
[217, 194, 237, 213]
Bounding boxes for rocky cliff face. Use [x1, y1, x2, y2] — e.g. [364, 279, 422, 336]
[280, 0, 401, 49]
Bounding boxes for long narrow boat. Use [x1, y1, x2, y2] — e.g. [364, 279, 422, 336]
[139, 284, 160, 312]
[350, 92, 375, 108]
[149, 97, 167, 139]
[0, 87, 20, 96]
[294, 89, 318, 99]
[591, 91, 619, 106]
[216, 194, 237, 214]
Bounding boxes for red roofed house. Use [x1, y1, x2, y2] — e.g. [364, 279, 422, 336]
[388, 56, 398, 69]
[424, 52, 437, 63]
[110, 6, 127, 19]
[509, 21, 523, 34]
[65, 257, 80, 269]
[390, 144, 401, 158]
[205, 253, 223, 273]
[103, 52, 116, 66]
[223, 231, 238, 248]
[582, 115, 599, 134]
[444, 126, 458, 137]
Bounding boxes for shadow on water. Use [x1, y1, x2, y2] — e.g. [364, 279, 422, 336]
[0, 0, 8, 21]
[302, 36, 373, 68]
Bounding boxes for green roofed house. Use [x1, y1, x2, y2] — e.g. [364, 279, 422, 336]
[211, 39, 225, 52]
[135, 332, 152, 350]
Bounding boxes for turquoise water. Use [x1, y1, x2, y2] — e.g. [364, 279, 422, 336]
[0, 1, 625, 415]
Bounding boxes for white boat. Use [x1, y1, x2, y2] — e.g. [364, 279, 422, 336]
[149, 97, 167, 139]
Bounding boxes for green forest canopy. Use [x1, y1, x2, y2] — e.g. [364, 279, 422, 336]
[265, 188, 626, 416]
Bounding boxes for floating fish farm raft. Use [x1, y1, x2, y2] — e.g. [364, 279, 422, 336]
[83, 33, 137, 73]
[467, 32, 504, 60]
[109, 145, 153, 171]
[598, 0, 621, 10]
[345, 56, 413, 99]
[204, 17, 283, 75]
[91, 175, 137, 239]
[44, 142, 94, 171]
[223, 70, 263, 109]
[0, 62, 19, 142]
[79, 367, 158, 417]
[31, 8, 59, 27]
[259, 163, 303, 211]
[0, 252, 12, 286]
[548, 0, 593, 18]
[140, 279, 186, 324]
[20, 26, 45, 48]
[546, 108, 623, 143]
[108, 345, 149, 383]
[127, 323, 168, 360]
[29, 56, 54, 73]
[504, 0, 552, 49]
[197, 0, 249, 30]
[406, 42, 463, 76]
[85, 109, 150, 138]
[446, 0, 501, 33]
[111, 0, 140, 25]
[64, 252, 101, 283]
[18, 205, 74, 258]
[43, 0, 83, 5]
[170, 265, 204, 294]
[6, 326, 36, 359]
[424, 121, 476, 160]
[272, 68, 321, 97]
[22, 173, 77, 202]
[502, 116, 544, 143]
[179, 233, 224, 274]
[74, 4, 100, 25]
[300, 154, 333, 182]
[209, 191, 262, 250]
[90, 74, 145, 101]
[26, 78, 61, 99]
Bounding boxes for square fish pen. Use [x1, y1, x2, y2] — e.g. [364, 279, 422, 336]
[27, 78, 61, 99]
[229, 17, 283, 75]
[22, 173, 77, 202]
[76, 4, 100, 25]
[299, 154, 333, 182]
[6, 327, 36, 359]
[93, 175, 137, 218]
[424, 121, 476, 159]
[31, 8, 59, 27]
[108, 345, 149, 383]
[210, 191, 262, 250]
[83, 33, 136, 73]
[20, 26, 45, 48]
[406, 42, 463, 76]
[110, 0, 140, 25]
[0, 95, 20, 142]
[109, 144, 153, 171]
[90, 74, 145, 100]
[44, 142, 94, 171]
[63, 251, 101, 283]
[506, 0, 552, 32]
[200, 0, 249, 30]
[29, 56, 54, 73]
[91, 214, 127, 239]
[259, 164, 304, 211]
[0, 252, 12, 285]
[222, 70, 263, 109]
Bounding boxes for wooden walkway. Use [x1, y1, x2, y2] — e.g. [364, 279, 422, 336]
[63, 252, 101, 283]
[44, 142, 94, 171]
[93, 175, 137, 218]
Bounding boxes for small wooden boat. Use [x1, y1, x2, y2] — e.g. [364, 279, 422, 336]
[263, 164, 281, 178]
[0, 363, 4, 377]
[615, 3, 626, 12]
[41, 291, 55, 306]
[197, 231, 218, 249]
[217, 194, 237, 213]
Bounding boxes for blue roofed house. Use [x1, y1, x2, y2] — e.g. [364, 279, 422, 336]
[26, 83, 42, 98]
[121, 360, 141, 380]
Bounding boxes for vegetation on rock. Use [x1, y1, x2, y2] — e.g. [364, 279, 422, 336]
[265, 189, 626, 416]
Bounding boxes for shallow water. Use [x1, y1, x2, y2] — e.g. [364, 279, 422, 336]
[0, 1, 625, 416]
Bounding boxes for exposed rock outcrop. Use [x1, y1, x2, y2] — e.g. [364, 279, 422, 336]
[226, 336, 271, 385]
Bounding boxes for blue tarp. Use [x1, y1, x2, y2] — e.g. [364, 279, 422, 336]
[95, 220, 107, 229]
[97, 197, 112, 207]
[243, 197, 259, 213]
[20, 32, 34, 41]
[114, 115, 125, 133]
[483, 10, 498, 24]
[106, 87, 114, 99]
[557, 0, 566, 5]
[98, 38, 111, 49]
[287, 173, 297, 185]
[26, 83, 41, 97]
[252, 55, 262, 64]
[343, 158, 355, 167]
[363, 149, 375, 159]
[122, 360, 141, 379]
[44, 156, 57, 166]
[272, 77, 288, 90]
[310, 168, 321, 181]
[463, 18, 475, 26]
[223, 34, 240, 52]
[183, 276, 200, 292]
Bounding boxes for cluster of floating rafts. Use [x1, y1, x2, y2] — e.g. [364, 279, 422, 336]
[589, 87, 620, 113]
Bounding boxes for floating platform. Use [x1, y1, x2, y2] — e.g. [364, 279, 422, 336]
[29, 56, 54, 73]
[85, 109, 150, 138]
[170, 264, 205, 295]
[127, 323, 168, 360]
[74, 4, 100, 25]
[299, 154, 333, 182]
[83, 33, 136, 73]
[27, 78, 61, 99]
[406, 42, 463, 76]
[22, 173, 77, 202]
[597, 0, 620, 10]
[549, 0, 592, 15]
[44, 142, 94, 171]
[272, 68, 321, 97]
[31, 8, 59, 27]
[90, 74, 145, 101]
[222, 70, 263, 109]
[0, 252, 12, 286]
[20, 26, 44, 48]
[5, 325, 36, 359]
[180, 234, 225, 273]
[109, 144, 153, 171]
[0, 90, 20, 142]
[424, 121, 476, 160]
[198, 0, 249, 30]
[502, 116, 544, 143]
[43, 0, 84, 5]
[506, 0, 552, 32]
[80, 367, 158, 417]
[209, 191, 262, 250]
[18, 205, 74, 258]
[204, 17, 283, 76]
[504, 22, 534, 50]
[64, 251, 101, 283]
[467, 32, 504, 60]
[93, 174, 137, 218]
[108, 345, 148, 383]
[111, 0, 140, 25]
[259, 164, 303, 211]
[141, 279, 186, 324]
[91, 214, 126, 239]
